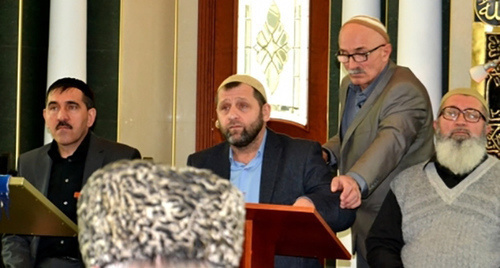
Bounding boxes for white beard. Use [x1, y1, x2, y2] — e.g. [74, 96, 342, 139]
[435, 132, 487, 175]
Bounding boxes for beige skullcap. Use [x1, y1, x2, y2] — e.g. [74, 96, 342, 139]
[439, 88, 489, 115]
[343, 15, 390, 43]
[217, 74, 267, 102]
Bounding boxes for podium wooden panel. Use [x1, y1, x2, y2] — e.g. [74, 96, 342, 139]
[241, 203, 351, 267]
[0, 177, 77, 237]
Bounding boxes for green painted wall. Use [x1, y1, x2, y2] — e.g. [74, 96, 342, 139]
[0, 2, 20, 170]
[87, 0, 121, 141]
[328, 1, 342, 139]
[20, 1, 50, 155]
[0, 1, 49, 173]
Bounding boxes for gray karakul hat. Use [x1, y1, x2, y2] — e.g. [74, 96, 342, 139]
[77, 160, 246, 268]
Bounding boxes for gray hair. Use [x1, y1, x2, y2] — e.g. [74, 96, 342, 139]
[77, 160, 245, 268]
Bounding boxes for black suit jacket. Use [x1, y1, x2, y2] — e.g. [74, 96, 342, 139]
[188, 129, 355, 268]
[2, 132, 141, 268]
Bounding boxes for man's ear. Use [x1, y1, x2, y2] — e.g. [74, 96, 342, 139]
[382, 43, 392, 61]
[87, 108, 97, 128]
[262, 103, 271, 122]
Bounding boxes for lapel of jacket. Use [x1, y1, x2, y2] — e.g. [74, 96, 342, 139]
[82, 133, 104, 185]
[340, 61, 397, 156]
[259, 129, 282, 203]
[38, 146, 53, 195]
[210, 143, 231, 180]
[338, 79, 349, 134]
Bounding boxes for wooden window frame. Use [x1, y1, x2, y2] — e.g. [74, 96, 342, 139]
[196, 0, 329, 151]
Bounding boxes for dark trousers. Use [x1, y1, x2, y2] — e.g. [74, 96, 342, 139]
[36, 257, 84, 268]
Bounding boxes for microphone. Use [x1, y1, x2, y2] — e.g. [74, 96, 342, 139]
[470, 58, 500, 82]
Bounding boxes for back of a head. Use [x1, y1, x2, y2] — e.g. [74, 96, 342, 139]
[105, 258, 212, 268]
[77, 160, 246, 268]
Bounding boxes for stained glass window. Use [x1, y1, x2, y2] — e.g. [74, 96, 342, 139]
[237, 0, 310, 125]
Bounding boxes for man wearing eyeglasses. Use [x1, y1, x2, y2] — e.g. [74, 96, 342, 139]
[321, 15, 434, 267]
[366, 88, 500, 267]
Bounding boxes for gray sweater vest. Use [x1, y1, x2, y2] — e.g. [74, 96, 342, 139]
[391, 156, 500, 267]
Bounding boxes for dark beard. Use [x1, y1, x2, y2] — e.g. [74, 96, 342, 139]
[224, 112, 264, 148]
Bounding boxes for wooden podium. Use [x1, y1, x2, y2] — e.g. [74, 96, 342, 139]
[0, 177, 77, 237]
[241, 203, 351, 267]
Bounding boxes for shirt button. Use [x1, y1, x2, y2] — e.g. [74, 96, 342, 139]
[63, 201, 68, 205]
[65, 179, 69, 183]
[60, 240, 64, 244]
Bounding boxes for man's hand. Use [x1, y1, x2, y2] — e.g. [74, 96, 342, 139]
[331, 175, 361, 209]
[322, 150, 329, 163]
[293, 197, 315, 208]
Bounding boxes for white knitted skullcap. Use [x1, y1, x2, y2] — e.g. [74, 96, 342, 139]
[217, 74, 267, 102]
[439, 88, 489, 117]
[343, 15, 390, 42]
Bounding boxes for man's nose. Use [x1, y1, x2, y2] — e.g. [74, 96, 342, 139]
[57, 108, 69, 120]
[228, 106, 239, 119]
[454, 113, 468, 124]
[344, 57, 359, 68]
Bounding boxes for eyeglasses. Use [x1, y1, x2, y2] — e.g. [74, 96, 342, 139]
[439, 106, 486, 123]
[336, 44, 387, 63]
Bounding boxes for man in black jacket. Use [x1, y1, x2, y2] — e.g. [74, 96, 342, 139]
[188, 74, 355, 268]
[2, 78, 141, 268]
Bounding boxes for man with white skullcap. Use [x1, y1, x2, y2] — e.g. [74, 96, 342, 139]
[322, 15, 434, 267]
[188, 74, 356, 268]
[367, 88, 500, 267]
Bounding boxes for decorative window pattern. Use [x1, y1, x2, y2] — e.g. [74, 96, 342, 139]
[237, 0, 309, 125]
